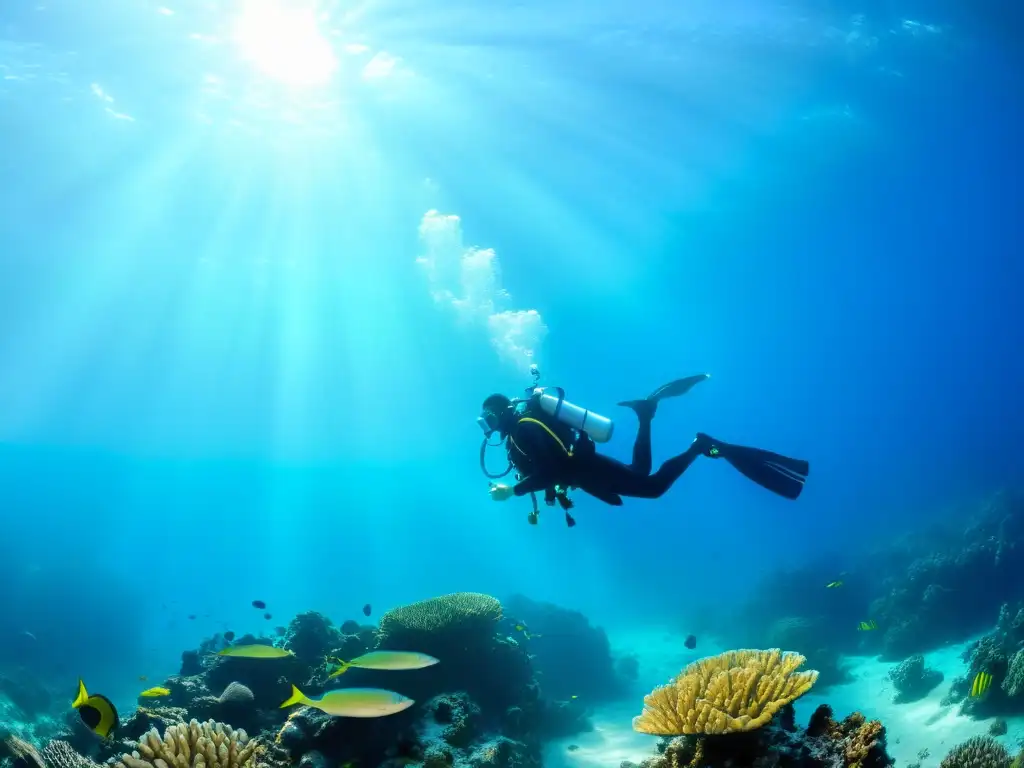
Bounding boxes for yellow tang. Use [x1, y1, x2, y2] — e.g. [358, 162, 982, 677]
[72, 680, 120, 739]
[140, 687, 171, 698]
[328, 651, 439, 678]
[971, 671, 993, 697]
[856, 620, 878, 631]
[280, 684, 413, 717]
[218, 644, 293, 659]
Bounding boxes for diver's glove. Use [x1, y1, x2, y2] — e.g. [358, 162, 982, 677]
[489, 483, 515, 502]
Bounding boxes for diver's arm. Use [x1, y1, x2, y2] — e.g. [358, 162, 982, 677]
[512, 473, 554, 497]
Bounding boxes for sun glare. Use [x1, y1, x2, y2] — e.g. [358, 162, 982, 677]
[232, 1, 338, 86]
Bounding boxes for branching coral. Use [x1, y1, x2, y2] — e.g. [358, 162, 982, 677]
[41, 741, 100, 768]
[939, 735, 1011, 768]
[631, 649, 819, 735]
[376, 593, 502, 643]
[115, 720, 259, 768]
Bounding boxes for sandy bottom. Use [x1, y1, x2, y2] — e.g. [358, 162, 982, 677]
[542, 629, 1024, 768]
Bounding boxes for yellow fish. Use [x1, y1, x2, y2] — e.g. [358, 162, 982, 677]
[218, 644, 293, 659]
[280, 684, 413, 717]
[140, 687, 170, 698]
[971, 671, 993, 697]
[328, 651, 439, 678]
[826, 581, 843, 589]
[856, 620, 878, 631]
[72, 680, 120, 739]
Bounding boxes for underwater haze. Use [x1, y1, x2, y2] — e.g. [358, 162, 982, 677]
[1, 0, 1023, 755]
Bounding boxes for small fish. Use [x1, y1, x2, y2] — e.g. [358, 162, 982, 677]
[188, 615, 196, 620]
[218, 644, 293, 659]
[363, 603, 372, 617]
[857, 620, 879, 631]
[264, 612, 273, 620]
[22, 631, 37, 641]
[280, 684, 413, 717]
[138, 676, 148, 682]
[971, 671, 993, 697]
[684, 635, 697, 650]
[826, 581, 844, 589]
[275, 626, 287, 636]
[252, 600, 267, 610]
[570, 695, 578, 700]
[72, 680, 119, 739]
[567, 745, 579, 752]
[140, 687, 170, 698]
[329, 651, 439, 678]
[512, 623, 541, 640]
[224, 631, 235, 642]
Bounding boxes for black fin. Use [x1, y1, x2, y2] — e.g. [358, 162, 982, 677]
[705, 437, 809, 500]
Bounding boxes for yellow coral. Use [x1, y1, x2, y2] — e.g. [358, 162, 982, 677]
[377, 593, 502, 641]
[632, 649, 819, 735]
[116, 720, 259, 768]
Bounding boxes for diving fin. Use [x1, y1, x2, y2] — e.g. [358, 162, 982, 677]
[618, 374, 710, 416]
[647, 374, 710, 402]
[697, 433, 808, 500]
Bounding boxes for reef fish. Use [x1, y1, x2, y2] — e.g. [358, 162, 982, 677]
[971, 671, 993, 697]
[140, 687, 170, 698]
[826, 581, 844, 589]
[280, 684, 413, 717]
[684, 635, 697, 649]
[218, 644, 292, 659]
[252, 600, 267, 610]
[264, 612, 273, 620]
[224, 631, 235, 642]
[363, 603, 372, 617]
[72, 680, 119, 739]
[329, 651, 439, 678]
[856, 620, 878, 631]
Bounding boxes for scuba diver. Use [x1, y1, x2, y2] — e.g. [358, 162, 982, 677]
[477, 367, 809, 523]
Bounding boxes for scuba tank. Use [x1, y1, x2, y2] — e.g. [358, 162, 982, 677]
[533, 387, 614, 443]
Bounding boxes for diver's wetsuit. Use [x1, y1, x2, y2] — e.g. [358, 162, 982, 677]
[506, 410, 698, 506]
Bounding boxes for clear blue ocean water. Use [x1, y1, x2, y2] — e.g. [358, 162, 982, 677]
[1, 0, 1021, 724]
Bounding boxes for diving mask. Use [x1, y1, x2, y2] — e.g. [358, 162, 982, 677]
[477, 411, 501, 436]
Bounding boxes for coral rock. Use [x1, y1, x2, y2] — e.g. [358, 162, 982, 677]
[114, 719, 259, 768]
[888, 655, 944, 704]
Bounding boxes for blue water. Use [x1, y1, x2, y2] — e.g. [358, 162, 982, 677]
[1, 0, 1021, 716]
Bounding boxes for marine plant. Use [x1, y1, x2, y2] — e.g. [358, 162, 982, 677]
[631, 649, 818, 735]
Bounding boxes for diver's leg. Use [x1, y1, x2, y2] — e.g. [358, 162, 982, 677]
[584, 444, 702, 499]
[630, 408, 654, 476]
[618, 374, 709, 475]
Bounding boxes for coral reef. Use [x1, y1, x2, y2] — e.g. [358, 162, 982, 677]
[938, 735, 1011, 768]
[503, 594, 631, 701]
[373, 593, 534, 718]
[942, 602, 1024, 717]
[624, 703, 892, 768]
[18, 594, 603, 768]
[632, 649, 818, 735]
[716, 490, 1024, 663]
[887, 655, 944, 703]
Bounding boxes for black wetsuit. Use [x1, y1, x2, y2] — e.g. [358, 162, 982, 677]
[505, 409, 700, 506]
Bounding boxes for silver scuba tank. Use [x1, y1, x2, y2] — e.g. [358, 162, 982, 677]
[535, 387, 614, 443]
